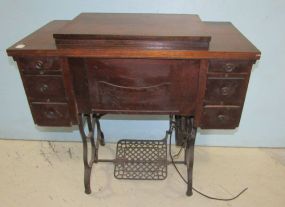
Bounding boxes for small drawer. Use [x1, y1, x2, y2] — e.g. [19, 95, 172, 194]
[200, 106, 242, 129]
[204, 77, 245, 105]
[209, 60, 251, 73]
[23, 75, 67, 102]
[30, 103, 71, 126]
[17, 57, 61, 74]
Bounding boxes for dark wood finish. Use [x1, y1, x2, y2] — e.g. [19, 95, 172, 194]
[23, 75, 66, 102]
[30, 103, 71, 126]
[17, 56, 61, 75]
[54, 13, 204, 38]
[55, 39, 210, 50]
[6, 13, 260, 196]
[209, 59, 252, 73]
[86, 58, 199, 114]
[54, 13, 210, 50]
[14, 56, 73, 126]
[68, 58, 91, 113]
[200, 106, 242, 129]
[194, 60, 208, 127]
[61, 58, 78, 124]
[204, 77, 246, 105]
[6, 13, 260, 129]
[7, 17, 260, 59]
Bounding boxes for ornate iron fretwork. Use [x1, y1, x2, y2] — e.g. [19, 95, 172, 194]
[114, 138, 167, 180]
[78, 113, 196, 196]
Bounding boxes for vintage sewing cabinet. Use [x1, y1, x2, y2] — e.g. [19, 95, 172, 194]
[7, 13, 260, 196]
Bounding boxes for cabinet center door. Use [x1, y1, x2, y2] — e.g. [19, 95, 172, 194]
[85, 59, 200, 114]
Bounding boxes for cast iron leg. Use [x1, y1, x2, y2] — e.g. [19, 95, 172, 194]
[78, 113, 97, 194]
[175, 115, 184, 146]
[180, 117, 197, 196]
[94, 114, 105, 146]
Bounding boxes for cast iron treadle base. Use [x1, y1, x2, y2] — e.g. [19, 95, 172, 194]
[114, 138, 167, 180]
[79, 114, 196, 196]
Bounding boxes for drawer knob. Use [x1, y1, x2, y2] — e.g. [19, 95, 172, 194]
[220, 86, 230, 96]
[40, 84, 49, 93]
[224, 63, 235, 72]
[35, 60, 44, 70]
[45, 110, 56, 119]
[217, 114, 226, 121]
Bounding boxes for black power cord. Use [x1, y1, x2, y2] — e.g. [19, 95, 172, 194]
[168, 127, 248, 201]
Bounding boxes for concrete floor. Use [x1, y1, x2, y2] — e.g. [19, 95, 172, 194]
[0, 140, 285, 207]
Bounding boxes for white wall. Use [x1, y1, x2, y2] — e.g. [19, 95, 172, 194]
[0, 0, 284, 147]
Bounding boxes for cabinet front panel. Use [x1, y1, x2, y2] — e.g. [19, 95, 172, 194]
[86, 59, 200, 114]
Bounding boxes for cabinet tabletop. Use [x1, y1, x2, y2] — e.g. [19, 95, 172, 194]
[53, 13, 210, 40]
[7, 13, 260, 59]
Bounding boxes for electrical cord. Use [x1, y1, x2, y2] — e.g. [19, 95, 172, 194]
[172, 143, 184, 159]
[167, 126, 248, 201]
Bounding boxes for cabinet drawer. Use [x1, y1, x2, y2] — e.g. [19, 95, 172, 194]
[204, 77, 245, 105]
[200, 106, 242, 129]
[30, 103, 71, 126]
[17, 57, 61, 74]
[23, 75, 67, 102]
[209, 60, 250, 73]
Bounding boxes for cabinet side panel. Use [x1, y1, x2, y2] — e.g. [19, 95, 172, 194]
[194, 59, 208, 127]
[68, 58, 91, 113]
[61, 58, 78, 124]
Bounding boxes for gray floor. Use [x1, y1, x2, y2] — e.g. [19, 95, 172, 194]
[1, 140, 285, 207]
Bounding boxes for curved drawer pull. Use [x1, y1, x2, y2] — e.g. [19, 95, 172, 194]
[98, 81, 171, 90]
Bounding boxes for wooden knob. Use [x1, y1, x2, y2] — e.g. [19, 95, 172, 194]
[40, 84, 48, 93]
[217, 114, 226, 121]
[35, 60, 44, 70]
[221, 86, 229, 96]
[224, 63, 235, 72]
[45, 110, 56, 119]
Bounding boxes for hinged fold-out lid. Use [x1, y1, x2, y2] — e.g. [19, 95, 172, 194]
[53, 13, 211, 50]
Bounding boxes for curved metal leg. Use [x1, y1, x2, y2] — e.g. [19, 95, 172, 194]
[179, 117, 197, 196]
[185, 118, 197, 196]
[94, 115, 105, 146]
[100, 131, 105, 146]
[78, 113, 97, 194]
[175, 115, 184, 146]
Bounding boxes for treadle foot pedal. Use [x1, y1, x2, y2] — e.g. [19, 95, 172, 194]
[114, 139, 167, 180]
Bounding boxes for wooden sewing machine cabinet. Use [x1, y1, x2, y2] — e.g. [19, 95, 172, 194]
[7, 13, 260, 196]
